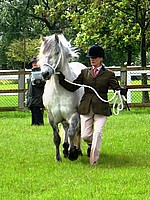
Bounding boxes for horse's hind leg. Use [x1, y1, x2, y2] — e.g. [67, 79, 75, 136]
[75, 123, 83, 156]
[48, 116, 62, 161]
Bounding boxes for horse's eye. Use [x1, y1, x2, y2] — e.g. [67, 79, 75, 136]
[48, 55, 52, 60]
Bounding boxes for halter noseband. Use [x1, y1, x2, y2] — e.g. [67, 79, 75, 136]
[43, 47, 62, 74]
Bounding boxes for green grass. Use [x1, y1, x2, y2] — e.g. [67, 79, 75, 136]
[0, 95, 18, 107]
[0, 108, 150, 200]
[0, 82, 28, 90]
[0, 83, 18, 90]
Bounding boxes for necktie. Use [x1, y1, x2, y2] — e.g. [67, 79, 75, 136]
[94, 68, 98, 77]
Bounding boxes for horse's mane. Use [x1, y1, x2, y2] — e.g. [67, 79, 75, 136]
[56, 34, 79, 59]
[39, 34, 79, 61]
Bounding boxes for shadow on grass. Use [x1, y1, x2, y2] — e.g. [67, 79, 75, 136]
[100, 153, 137, 168]
[79, 152, 149, 168]
[129, 108, 150, 115]
[0, 111, 30, 119]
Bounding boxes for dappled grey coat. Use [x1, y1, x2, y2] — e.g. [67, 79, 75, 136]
[59, 65, 121, 116]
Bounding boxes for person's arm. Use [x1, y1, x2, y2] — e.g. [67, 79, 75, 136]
[109, 72, 121, 91]
[26, 79, 33, 108]
[109, 72, 128, 95]
[58, 71, 80, 92]
[33, 79, 46, 87]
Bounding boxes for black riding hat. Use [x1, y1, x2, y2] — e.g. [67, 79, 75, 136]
[26, 57, 38, 69]
[87, 44, 105, 58]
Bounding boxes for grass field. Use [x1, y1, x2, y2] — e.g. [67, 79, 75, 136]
[0, 108, 150, 200]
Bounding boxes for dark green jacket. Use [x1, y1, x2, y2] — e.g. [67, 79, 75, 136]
[27, 77, 45, 108]
[59, 65, 120, 116]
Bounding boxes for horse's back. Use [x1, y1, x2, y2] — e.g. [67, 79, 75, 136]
[69, 62, 87, 77]
[68, 61, 86, 105]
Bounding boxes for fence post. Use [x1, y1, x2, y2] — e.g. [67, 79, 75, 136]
[120, 62, 127, 87]
[18, 69, 25, 109]
[120, 63, 129, 106]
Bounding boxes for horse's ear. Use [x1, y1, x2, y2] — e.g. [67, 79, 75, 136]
[42, 35, 46, 41]
[55, 34, 59, 43]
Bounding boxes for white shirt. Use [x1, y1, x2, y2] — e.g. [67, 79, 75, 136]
[92, 66, 102, 76]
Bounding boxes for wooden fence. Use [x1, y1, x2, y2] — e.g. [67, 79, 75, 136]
[109, 65, 150, 107]
[0, 69, 30, 111]
[0, 66, 150, 111]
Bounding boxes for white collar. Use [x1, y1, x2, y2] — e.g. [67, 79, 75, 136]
[92, 66, 102, 71]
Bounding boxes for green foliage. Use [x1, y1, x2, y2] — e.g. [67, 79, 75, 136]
[66, 0, 149, 65]
[6, 38, 41, 64]
[0, 0, 150, 68]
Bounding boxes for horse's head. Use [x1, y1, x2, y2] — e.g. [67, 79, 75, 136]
[38, 34, 79, 80]
[38, 34, 61, 80]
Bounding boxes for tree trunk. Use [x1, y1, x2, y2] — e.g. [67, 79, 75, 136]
[127, 46, 132, 66]
[141, 30, 149, 103]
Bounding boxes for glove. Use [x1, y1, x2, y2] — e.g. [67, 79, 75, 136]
[33, 79, 42, 85]
[120, 87, 128, 95]
[57, 71, 65, 82]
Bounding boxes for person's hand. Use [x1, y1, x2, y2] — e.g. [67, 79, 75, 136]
[57, 71, 65, 81]
[120, 87, 128, 95]
[33, 79, 42, 85]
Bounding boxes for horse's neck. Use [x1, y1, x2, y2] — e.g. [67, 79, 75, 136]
[59, 60, 74, 80]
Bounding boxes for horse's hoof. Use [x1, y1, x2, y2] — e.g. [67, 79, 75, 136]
[63, 150, 68, 158]
[68, 146, 79, 161]
[55, 156, 62, 162]
[63, 142, 69, 158]
[78, 149, 83, 156]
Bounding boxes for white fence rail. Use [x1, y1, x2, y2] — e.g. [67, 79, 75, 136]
[0, 66, 150, 110]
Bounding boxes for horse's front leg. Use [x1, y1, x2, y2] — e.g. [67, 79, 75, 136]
[68, 113, 80, 161]
[61, 121, 69, 158]
[48, 116, 62, 161]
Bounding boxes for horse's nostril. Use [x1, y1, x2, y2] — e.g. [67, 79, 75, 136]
[45, 71, 49, 76]
[42, 71, 49, 79]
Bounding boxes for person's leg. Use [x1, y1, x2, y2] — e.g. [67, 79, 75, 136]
[80, 114, 94, 144]
[33, 107, 41, 125]
[90, 115, 107, 165]
[39, 108, 44, 125]
[30, 107, 35, 125]
[33, 107, 44, 125]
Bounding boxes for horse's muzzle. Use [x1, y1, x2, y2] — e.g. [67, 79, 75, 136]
[41, 67, 54, 80]
[42, 71, 50, 80]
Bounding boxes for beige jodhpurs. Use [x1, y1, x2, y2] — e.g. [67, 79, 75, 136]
[80, 114, 107, 165]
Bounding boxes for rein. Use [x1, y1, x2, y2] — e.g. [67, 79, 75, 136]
[62, 78, 128, 116]
[42, 45, 127, 115]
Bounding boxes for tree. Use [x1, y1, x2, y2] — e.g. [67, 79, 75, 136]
[105, 0, 150, 102]
[0, 0, 41, 68]
[66, 0, 149, 102]
[0, 0, 78, 68]
[6, 38, 41, 69]
[62, 0, 139, 66]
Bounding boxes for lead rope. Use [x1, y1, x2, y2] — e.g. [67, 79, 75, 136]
[42, 53, 127, 115]
[63, 78, 127, 115]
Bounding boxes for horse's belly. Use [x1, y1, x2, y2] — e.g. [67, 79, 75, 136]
[43, 86, 81, 122]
